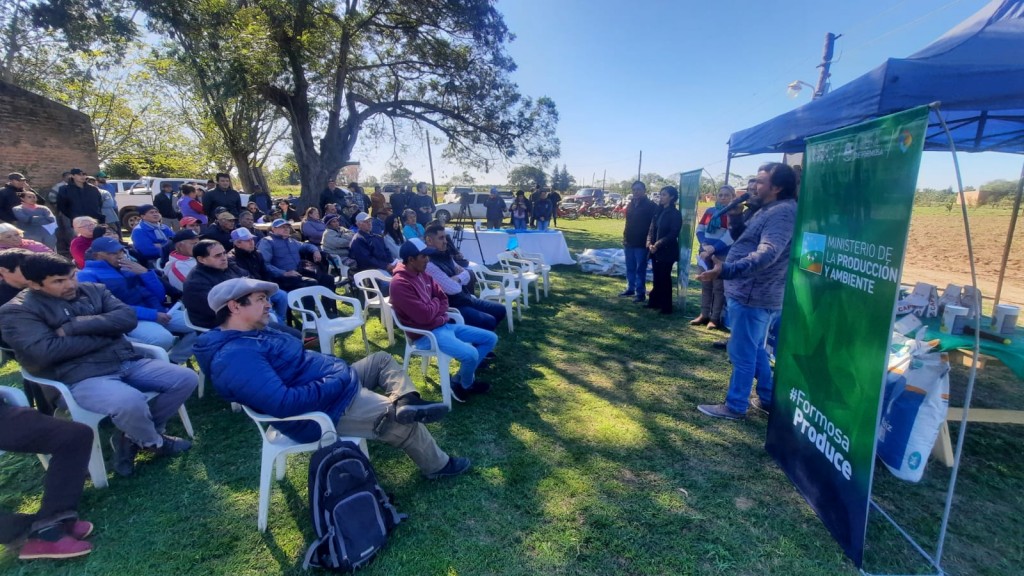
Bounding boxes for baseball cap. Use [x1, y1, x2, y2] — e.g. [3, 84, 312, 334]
[89, 236, 124, 254]
[95, 171, 107, 178]
[137, 204, 157, 215]
[231, 228, 254, 241]
[179, 216, 199, 227]
[323, 214, 340, 226]
[7, 172, 25, 181]
[217, 211, 237, 221]
[207, 278, 279, 313]
[270, 218, 288, 228]
[399, 238, 433, 260]
[69, 168, 87, 175]
[171, 229, 199, 244]
[354, 212, 371, 223]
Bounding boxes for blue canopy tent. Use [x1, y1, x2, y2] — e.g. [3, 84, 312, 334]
[728, 0, 1024, 155]
[728, 0, 1024, 306]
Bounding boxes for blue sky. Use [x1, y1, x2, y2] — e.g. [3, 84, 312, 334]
[352, 0, 1020, 190]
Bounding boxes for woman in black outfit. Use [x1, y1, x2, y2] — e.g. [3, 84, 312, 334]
[646, 186, 683, 314]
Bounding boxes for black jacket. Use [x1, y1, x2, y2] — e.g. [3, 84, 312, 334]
[623, 197, 657, 248]
[203, 187, 242, 217]
[153, 191, 180, 219]
[203, 223, 235, 251]
[320, 188, 348, 213]
[56, 183, 104, 222]
[230, 247, 273, 281]
[0, 283, 140, 383]
[182, 263, 245, 329]
[0, 184, 20, 223]
[648, 205, 682, 263]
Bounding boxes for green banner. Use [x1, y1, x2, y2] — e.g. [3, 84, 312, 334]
[677, 169, 703, 300]
[764, 106, 929, 567]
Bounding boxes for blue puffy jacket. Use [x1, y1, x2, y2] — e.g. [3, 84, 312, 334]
[77, 260, 166, 321]
[193, 327, 359, 443]
[130, 222, 174, 261]
[257, 235, 318, 277]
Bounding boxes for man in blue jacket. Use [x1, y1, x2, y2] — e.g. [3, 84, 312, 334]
[77, 237, 196, 363]
[129, 204, 173, 268]
[257, 218, 338, 313]
[194, 278, 470, 479]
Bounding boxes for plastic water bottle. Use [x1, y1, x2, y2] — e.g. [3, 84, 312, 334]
[507, 234, 518, 251]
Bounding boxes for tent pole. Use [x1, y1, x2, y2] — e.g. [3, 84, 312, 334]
[724, 153, 732, 186]
[992, 160, 1024, 308]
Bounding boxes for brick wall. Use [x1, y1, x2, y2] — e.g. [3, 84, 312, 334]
[0, 79, 99, 191]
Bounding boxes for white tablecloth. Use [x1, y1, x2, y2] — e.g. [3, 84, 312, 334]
[450, 228, 575, 266]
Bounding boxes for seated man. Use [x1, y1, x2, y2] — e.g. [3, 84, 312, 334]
[257, 218, 337, 314]
[228, 227, 297, 320]
[0, 253, 197, 477]
[0, 397, 95, 560]
[349, 212, 394, 295]
[183, 239, 299, 337]
[77, 237, 196, 363]
[422, 223, 506, 331]
[204, 210, 237, 251]
[193, 278, 470, 479]
[69, 216, 98, 269]
[163, 229, 200, 293]
[389, 239, 498, 402]
[129, 204, 173, 268]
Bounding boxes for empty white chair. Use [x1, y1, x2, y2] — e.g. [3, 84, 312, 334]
[241, 405, 366, 532]
[468, 262, 521, 333]
[389, 307, 465, 408]
[353, 269, 395, 346]
[19, 342, 195, 489]
[287, 286, 370, 356]
[496, 251, 541, 308]
[511, 249, 551, 297]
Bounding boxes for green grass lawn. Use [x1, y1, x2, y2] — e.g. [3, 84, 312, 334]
[1, 217, 1020, 575]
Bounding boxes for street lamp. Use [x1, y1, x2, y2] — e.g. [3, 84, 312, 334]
[787, 80, 816, 98]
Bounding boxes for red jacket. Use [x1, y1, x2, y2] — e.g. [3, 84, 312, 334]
[389, 262, 448, 340]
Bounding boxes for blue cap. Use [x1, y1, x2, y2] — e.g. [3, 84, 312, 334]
[89, 237, 124, 254]
[271, 218, 288, 228]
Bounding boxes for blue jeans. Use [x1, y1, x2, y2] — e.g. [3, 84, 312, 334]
[623, 247, 649, 296]
[537, 219, 550, 231]
[454, 296, 507, 331]
[725, 299, 778, 414]
[127, 307, 197, 363]
[512, 217, 527, 230]
[415, 323, 498, 387]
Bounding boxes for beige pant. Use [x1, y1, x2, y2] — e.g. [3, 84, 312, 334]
[338, 352, 449, 474]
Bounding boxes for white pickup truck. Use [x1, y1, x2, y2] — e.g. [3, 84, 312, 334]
[115, 177, 250, 230]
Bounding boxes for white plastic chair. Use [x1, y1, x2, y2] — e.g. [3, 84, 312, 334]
[496, 251, 541, 308]
[353, 269, 395, 346]
[0, 386, 50, 468]
[241, 405, 367, 532]
[389, 307, 465, 408]
[511, 249, 551, 297]
[287, 286, 370, 356]
[19, 342, 196, 489]
[468, 262, 521, 333]
[177, 302, 211, 398]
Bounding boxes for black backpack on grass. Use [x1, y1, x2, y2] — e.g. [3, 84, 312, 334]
[302, 439, 406, 572]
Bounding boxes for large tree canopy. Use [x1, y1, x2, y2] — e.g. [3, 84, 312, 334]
[36, 0, 560, 208]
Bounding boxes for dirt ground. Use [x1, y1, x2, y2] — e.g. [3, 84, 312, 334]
[902, 208, 1024, 307]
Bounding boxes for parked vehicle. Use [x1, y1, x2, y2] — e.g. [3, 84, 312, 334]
[116, 177, 208, 229]
[434, 192, 509, 223]
[570, 187, 606, 205]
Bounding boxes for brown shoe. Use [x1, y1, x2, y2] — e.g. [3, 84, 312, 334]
[689, 315, 710, 326]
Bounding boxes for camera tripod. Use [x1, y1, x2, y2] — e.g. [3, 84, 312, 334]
[449, 197, 484, 259]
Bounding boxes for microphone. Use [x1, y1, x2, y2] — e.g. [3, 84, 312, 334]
[711, 193, 750, 219]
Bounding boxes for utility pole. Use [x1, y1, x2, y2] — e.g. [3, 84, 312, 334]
[637, 150, 643, 182]
[426, 133, 437, 202]
[814, 32, 841, 99]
